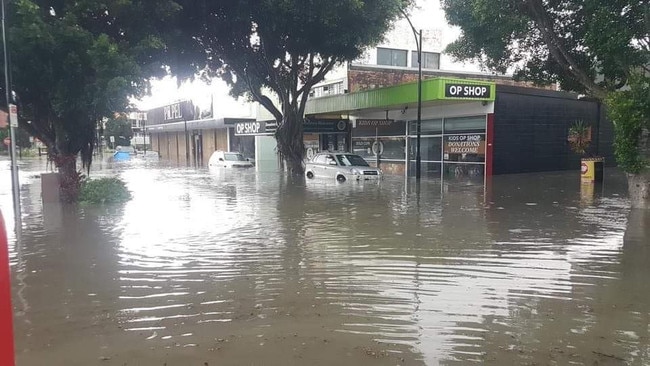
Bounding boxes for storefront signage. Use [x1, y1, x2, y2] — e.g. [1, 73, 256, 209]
[163, 103, 182, 121]
[147, 100, 196, 125]
[353, 119, 405, 137]
[356, 119, 395, 127]
[443, 134, 486, 155]
[235, 121, 267, 136]
[444, 83, 491, 99]
[304, 118, 349, 133]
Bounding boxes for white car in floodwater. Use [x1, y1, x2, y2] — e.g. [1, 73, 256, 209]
[208, 151, 254, 169]
[305, 153, 382, 182]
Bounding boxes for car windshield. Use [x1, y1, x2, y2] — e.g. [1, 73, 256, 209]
[336, 154, 370, 167]
[224, 153, 246, 161]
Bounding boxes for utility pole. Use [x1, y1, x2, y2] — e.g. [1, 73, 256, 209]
[184, 117, 189, 166]
[399, 8, 423, 181]
[142, 113, 147, 155]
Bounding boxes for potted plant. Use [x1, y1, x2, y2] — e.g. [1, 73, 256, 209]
[568, 119, 603, 182]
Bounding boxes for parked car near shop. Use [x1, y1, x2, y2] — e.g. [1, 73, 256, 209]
[305, 153, 382, 182]
[208, 151, 254, 168]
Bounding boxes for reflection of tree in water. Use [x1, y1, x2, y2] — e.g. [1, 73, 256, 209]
[13, 203, 123, 356]
[437, 173, 646, 364]
[442, 211, 648, 365]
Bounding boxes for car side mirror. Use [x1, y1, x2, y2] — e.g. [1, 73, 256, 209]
[328, 160, 337, 165]
[218, 158, 224, 162]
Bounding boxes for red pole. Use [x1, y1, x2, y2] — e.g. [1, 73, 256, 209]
[0, 210, 15, 366]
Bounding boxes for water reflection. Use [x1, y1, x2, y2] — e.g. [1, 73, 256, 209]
[1, 159, 647, 365]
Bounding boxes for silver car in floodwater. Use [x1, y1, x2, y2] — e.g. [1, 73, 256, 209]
[305, 153, 382, 182]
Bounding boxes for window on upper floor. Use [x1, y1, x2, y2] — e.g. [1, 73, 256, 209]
[377, 48, 408, 67]
[412, 51, 440, 69]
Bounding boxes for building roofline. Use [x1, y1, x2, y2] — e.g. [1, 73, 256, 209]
[495, 84, 593, 101]
[146, 117, 255, 133]
[349, 63, 516, 81]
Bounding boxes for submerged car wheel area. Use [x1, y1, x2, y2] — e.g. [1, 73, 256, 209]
[305, 153, 382, 182]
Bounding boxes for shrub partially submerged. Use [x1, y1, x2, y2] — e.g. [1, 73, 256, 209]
[79, 177, 132, 204]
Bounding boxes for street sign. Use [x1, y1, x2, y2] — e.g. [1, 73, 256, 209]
[3, 137, 9, 147]
[109, 136, 115, 143]
[8, 104, 17, 128]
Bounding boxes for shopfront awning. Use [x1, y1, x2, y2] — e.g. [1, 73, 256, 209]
[305, 77, 496, 116]
[145, 117, 255, 134]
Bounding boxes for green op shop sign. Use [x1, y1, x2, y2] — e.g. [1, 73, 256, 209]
[444, 83, 491, 99]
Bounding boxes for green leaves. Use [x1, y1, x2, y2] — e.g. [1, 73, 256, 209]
[3, 0, 187, 172]
[79, 177, 132, 204]
[443, 0, 647, 96]
[606, 74, 650, 174]
[104, 116, 133, 147]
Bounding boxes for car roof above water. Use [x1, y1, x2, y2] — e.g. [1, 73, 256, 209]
[314, 152, 360, 157]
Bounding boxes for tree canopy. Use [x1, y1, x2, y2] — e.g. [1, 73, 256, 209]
[443, 0, 648, 97]
[1, 0, 198, 200]
[172, 0, 412, 173]
[104, 116, 133, 148]
[5, 0, 175, 165]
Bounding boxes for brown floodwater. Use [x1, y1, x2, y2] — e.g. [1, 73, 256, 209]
[0, 157, 648, 365]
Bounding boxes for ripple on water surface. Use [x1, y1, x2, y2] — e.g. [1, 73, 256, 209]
[2, 160, 647, 365]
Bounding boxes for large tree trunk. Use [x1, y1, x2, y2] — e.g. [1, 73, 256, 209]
[627, 172, 650, 209]
[627, 127, 650, 209]
[275, 112, 305, 175]
[52, 154, 81, 203]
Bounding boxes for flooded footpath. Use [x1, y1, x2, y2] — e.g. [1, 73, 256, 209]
[0, 157, 648, 365]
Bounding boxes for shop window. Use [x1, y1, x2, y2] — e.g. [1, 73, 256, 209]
[377, 48, 408, 67]
[409, 136, 442, 162]
[352, 137, 405, 161]
[443, 163, 484, 184]
[444, 116, 487, 133]
[411, 51, 440, 70]
[352, 139, 375, 160]
[379, 137, 406, 160]
[409, 118, 442, 135]
[409, 161, 442, 178]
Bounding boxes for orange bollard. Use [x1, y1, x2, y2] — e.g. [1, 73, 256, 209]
[0, 210, 15, 366]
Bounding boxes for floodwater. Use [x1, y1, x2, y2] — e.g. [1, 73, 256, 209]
[1, 157, 649, 365]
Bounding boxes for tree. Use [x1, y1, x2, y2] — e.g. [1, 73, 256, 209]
[1, 0, 190, 201]
[442, 0, 650, 208]
[0, 128, 7, 152]
[173, 0, 412, 174]
[104, 116, 133, 148]
[15, 126, 32, 149]
[0, 126, 29, 151]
